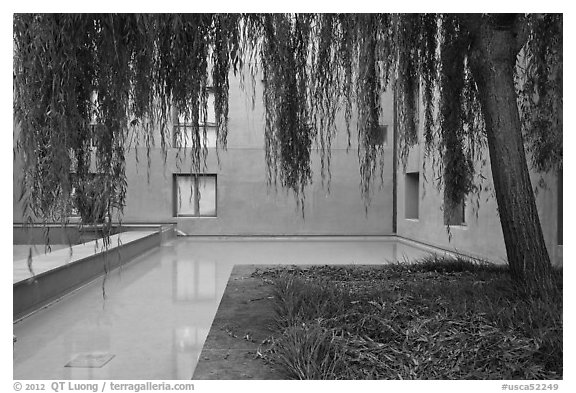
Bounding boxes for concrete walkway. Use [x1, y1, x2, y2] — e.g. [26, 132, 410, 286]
[193, 264, 284, 379]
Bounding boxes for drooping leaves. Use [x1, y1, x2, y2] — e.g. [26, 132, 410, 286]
[438, 16, 474, 215]
[13, 14, 239, 227]
[517, 13, 563, 173]
[258, 14, 314, 207]
[13, 13, 562, 229]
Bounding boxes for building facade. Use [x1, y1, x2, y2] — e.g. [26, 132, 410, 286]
[13, 71, 562, 265]
[395, 108, 562, 265]
[13, 74, 395, 237]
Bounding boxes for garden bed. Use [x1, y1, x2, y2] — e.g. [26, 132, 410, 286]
[257, 257, 563, 379]
[195, 257, 563, 380]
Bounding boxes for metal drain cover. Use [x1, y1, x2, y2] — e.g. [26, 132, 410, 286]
[65, 352, 115, 368]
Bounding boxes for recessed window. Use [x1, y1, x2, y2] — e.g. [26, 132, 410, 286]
[405, 172, 419, 219]
[89, 91, 101, 148]
[369, 124, 388, 146]
[173, 89, 217, 148]
[89, 123, 104, 148]
[69, 184, 80, 218]
[444, 198, 466, 226]
[173, 174, 217, 217]
[558, 169, 562, 245]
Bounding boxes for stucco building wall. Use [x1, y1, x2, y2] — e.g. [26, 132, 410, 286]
[395, 112, 562, 265]
[13, 71, 561, 264]
[13, 73, 395, 236]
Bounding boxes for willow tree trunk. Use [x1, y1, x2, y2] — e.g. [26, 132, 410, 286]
[469, 25, 553, 297]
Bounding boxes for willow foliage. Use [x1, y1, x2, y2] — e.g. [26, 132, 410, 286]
[517, 14, 563, 173]
[388, 13, 561, 212]
[14, 14, 239, 226]
[13, 13, 562, 226]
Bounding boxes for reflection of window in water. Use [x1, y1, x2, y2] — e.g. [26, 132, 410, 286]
[173, 326, 209, 379]
[197, 261, 216, 298]
[174, 326, 210, 351]
[175, 259, 196, 301]
[174, 327, 196, 351]
[174, 259, 217, 302]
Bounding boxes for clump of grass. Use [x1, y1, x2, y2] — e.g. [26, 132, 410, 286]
[260, 257, 562, 380]
[267, 322, 351, 379]
[271, 272, 352, 328]
[411, 254, 506, 273]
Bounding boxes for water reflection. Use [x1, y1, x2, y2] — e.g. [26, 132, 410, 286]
[172, 259, 217, 302]
[168, 244, 221, 379]
[173, 326, 209, 379]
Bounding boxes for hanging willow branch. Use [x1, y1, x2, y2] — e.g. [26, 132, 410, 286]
[517, 13, 563, 173]
[356, 14, 386, 206]
[14, 13, 239, 228]
[251, 13, 393, 207]
[258, 14, 313, 209]
[13, 13, 562, 230]
[438, 16, 474, 214]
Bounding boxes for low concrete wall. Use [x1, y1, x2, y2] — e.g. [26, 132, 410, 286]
[13, 225, 123, 245]
[13, 229, 165, 321]
[13, 224, 175, 245]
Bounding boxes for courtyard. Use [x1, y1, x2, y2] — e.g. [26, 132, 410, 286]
[12, 12, 563, 384]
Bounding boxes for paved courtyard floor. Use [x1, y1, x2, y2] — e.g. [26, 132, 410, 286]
[13, 237, 434, 380]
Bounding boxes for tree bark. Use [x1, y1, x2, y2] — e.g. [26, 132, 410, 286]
[468, 22, 553, 297]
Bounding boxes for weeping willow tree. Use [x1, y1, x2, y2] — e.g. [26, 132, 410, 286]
[396, 13, 562, 297]
[13, 13, 562, 296]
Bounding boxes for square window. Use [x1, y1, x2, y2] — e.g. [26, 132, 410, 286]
[69, 185, 80, 218]
[558, 168, 562, 245]
[444, 198, 466, 226]
[176, 90, 216, 125]
[89, 91, 101, 148]
[173, 174, 217, 217]
[89, 123, 103, 148]
[173, 89, 217, 148]
[202, 89, 217, 126]
[405, 172, 419, 219]
[369, 124, 388, 146]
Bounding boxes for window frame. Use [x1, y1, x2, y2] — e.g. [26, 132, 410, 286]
[172, 87, 218, 149]
[369, 124, 388, 147]
[173, 173, 218, 218]
[444, 197, 467, 226]
[404, 172, 420, 220]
